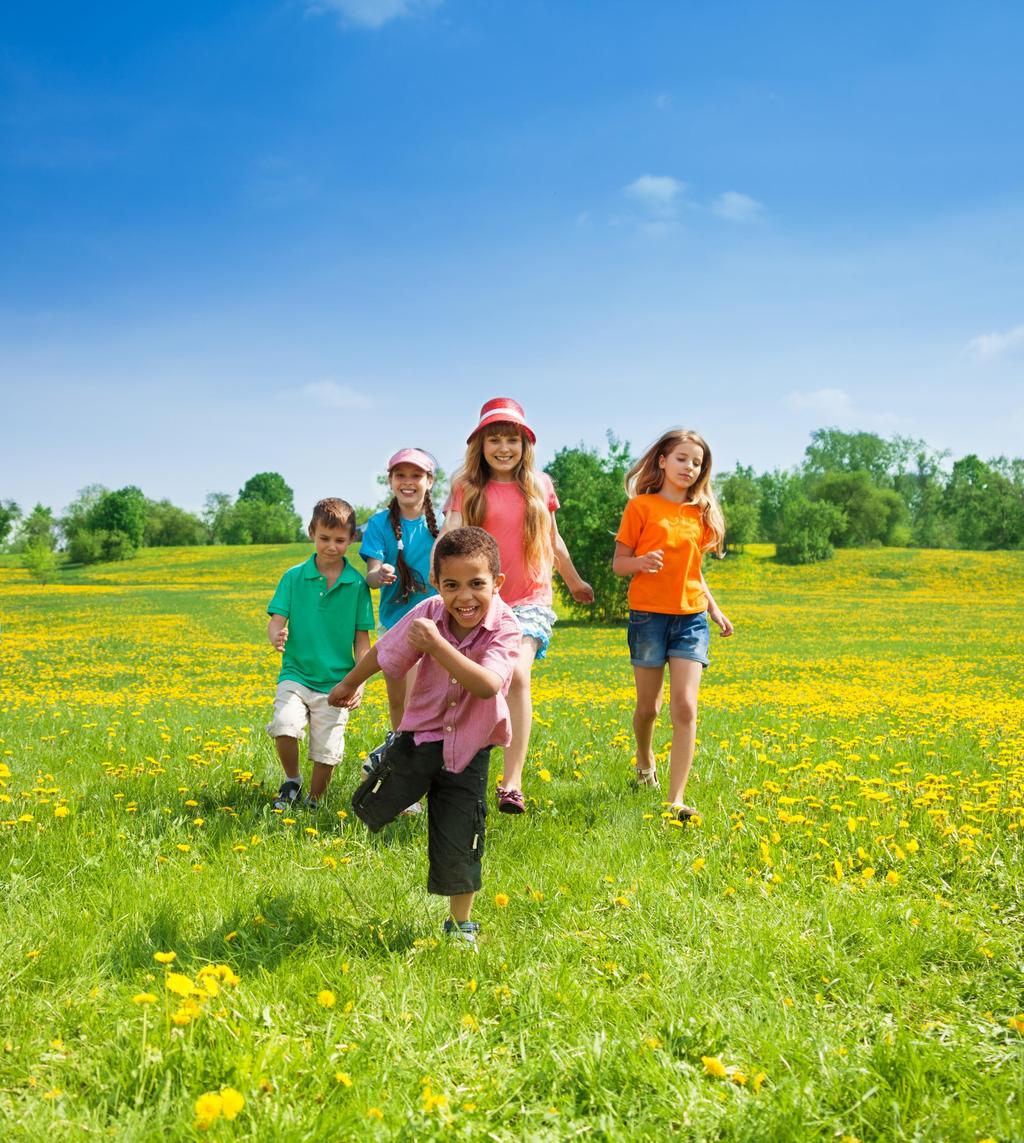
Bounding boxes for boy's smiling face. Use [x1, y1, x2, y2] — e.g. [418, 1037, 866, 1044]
[437, 553, 505, 636]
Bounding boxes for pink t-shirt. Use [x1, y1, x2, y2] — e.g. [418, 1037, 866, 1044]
[446, 474, 559, 607]
[374, 595, 521, 773]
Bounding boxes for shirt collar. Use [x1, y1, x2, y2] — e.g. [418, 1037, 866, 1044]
[303, 553, 359, 584]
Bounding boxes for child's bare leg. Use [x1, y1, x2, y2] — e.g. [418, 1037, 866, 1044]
[275, 736, 301, 782]
[384, 671, 408, 731]
[631, 666, 665, 771]
[309, 761, 335, 801]
[665, 658, 702, 806]
[500, 638, 538, 792]
[449, 892, 475, 923]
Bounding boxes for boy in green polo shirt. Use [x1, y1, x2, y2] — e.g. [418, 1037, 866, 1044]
[266, 498, 374, 810]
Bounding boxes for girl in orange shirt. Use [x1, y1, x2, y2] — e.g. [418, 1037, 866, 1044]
[612, 429, 733, 820]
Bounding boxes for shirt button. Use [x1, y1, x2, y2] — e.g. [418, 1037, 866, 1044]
[450, 677, 458, 684]
[448, 700, 456, 708]
[445, 725, 453, 732]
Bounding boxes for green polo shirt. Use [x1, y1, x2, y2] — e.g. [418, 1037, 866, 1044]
[268, 554, 374, 693]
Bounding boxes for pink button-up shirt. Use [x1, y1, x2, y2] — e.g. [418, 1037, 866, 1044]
[375, 595, 521, 773]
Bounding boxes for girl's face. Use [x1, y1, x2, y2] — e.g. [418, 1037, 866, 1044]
[389, 464, 433, 511]
[659, 440, 705, 495]
[481, 429, 523, 481]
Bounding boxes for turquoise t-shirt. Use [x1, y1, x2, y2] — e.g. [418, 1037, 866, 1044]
[360, 510, 437, 628]
[267, 554, 374, 692]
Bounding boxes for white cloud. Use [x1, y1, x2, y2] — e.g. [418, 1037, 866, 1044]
[308, 0, 439, 30]
[785, 388, 854, 420]
[624, 174, 684, 219]
[965, 323, 1024, 360]
[303, 381, 372, 409]
[711, 190, 764, 222]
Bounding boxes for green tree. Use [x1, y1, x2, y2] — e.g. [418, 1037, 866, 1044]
[810, 471, 910, 547]
[893, 446, 953, 548]
[944, 455, 1024, 549]
[15, 504, 58, 551]
[803, 429, 896, 486]
[61, 485, 108, 546]
[716, 464, 762, 551]
[0, 500, 21, 547]
[756, 469, 802, 543]
[239, 472, 295, 509]
[144, 500, 208, 546]
[21, 541, 59, 583]
[545, 435, 633, 621]
[775, 495, 845, 564]
[91, 486, 147, 549]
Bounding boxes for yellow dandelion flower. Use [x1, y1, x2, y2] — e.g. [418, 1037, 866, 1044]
[318, 989, 336, 1008]
[153, 951, 176, 964]
[54, 806, 69, 818]
[886, 870, 900, 885]
[691, 857, 706, 873]
[494, 892, 510, 908]
[538, 768, 552, 782]
[335, 1072, 353, 1086]
[132, 993, 157, 1005]
[367, 1107, 384, 1120]
[460, 1013, 479, 1031]
[194, 1091, 222, 1129]
[217, 1088, 244, 1120]
[1008, 1014, 1024, 1033]
[614, 895, 631, 908]
[165, 972, 194, 996]
[702, 1055, 728, 1078]
[751, 1071, 767, 1093]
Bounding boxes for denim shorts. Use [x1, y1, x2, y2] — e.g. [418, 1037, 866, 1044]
[627, 610, 710, 669]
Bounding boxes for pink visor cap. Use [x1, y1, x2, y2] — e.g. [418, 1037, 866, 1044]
[467, 397, 536, 444]
[387, 448, 436, 475]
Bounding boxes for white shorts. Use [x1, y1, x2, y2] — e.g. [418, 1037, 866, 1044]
[266, 681, 350, 766]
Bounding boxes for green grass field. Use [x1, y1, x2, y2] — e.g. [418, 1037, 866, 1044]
[1, 544, 1022, 1141]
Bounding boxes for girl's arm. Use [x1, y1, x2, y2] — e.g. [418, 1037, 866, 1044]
[363, 557, 397, 589]
[552, 517, 594, 603]
[700, 571, 734, 637]
[612, 542, 664, 577]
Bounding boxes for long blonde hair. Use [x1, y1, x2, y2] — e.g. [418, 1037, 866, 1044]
[451, 423, 554, 575]
[625, 428, 725, 554]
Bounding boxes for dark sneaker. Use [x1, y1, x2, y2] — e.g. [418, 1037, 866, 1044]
[272, 779, 301, 811]
[362, 731, 397, 777]
[443, 918, 480, 948]
[496, 786, 526, 814]
[302, 795, 319, 811]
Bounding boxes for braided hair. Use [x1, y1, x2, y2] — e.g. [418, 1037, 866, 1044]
[387, 490, 439, 603]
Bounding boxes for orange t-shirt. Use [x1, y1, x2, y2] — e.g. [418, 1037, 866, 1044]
[616, 495, 712, 615]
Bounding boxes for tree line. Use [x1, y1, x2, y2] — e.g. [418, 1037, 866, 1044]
[4, 429, 1022, 597]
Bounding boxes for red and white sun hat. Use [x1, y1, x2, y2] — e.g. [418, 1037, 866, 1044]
[467, 397, 536, 444]
[387, 448, 436, 475]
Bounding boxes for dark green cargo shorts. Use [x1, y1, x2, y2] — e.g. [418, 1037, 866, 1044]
[351, 732, 490, 896]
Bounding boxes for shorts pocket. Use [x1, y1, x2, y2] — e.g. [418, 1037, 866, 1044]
[628, 610, 652, 626]
[471, 799, 486, 862]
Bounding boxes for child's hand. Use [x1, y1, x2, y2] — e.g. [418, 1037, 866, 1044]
[570, 579, 595, 604]
[638, 550, 664, 574]
[407, 618, 443, 653]
[270, 627, 288, 652]
[328, 680, 359, 708]
[378, 563, 397, 586]
[709, 606, 734, 637]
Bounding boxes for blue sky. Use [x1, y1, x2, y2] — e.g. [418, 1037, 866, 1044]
[3, 0, 1023, 517]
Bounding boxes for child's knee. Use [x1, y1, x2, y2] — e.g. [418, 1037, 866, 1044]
[634, 697, 661, 721]
[669, 697, 698, 726]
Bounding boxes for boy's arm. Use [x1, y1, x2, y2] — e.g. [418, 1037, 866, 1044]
[552, 517, 594, 603]
[700, 571, 734, 636]
[268, 613, 288, 651]
[327, 643, 381, 708]
[406, 619, 503, 698]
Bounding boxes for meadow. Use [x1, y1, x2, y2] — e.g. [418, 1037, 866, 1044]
[1, 543, 1022, 1141]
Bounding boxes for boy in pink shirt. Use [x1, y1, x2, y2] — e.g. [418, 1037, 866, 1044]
[328, 527, 520, 946]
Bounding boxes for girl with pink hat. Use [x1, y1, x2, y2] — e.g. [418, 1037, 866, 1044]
[359, 448, 440, 805]
[439, 398, 594, 814]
